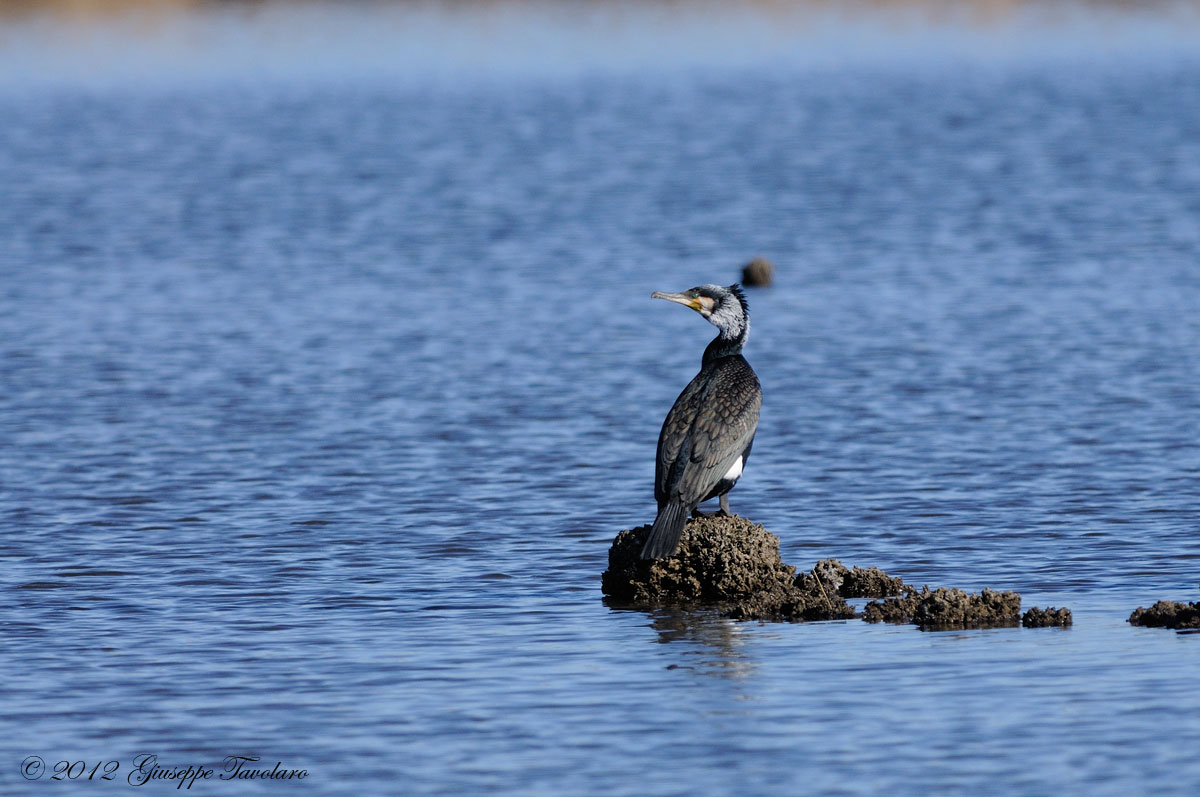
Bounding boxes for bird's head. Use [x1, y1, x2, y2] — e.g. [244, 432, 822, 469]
[651, 283, 749, 339]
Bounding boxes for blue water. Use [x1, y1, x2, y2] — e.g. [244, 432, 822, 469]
[2, 3, 1200, 794]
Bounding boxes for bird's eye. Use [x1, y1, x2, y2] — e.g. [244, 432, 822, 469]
[690, 291, 699, 299]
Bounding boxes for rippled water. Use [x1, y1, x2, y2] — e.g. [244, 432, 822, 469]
[2, 3, 1200, 794]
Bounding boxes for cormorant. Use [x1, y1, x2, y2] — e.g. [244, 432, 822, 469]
[642, 283, 762, 560]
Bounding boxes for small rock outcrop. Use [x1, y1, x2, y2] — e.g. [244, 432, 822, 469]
[1128, 600, 1200, 629]
[798, 558, 908, 598]
[602, 516, 853, 621]
[863, 586, 1022, 629]
[1022, 607, 1073, 628]
[741, 257, 775, 287]
[603, 519, 1071, 631]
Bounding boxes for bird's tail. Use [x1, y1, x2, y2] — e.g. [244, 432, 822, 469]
[641, 502, 689, 560]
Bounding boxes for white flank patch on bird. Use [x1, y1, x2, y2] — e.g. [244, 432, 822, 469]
[723, 456, 744, 481]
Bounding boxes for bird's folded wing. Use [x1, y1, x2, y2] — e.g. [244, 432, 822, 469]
[678, 377, 761, 504]
[655, 375, 709, 503]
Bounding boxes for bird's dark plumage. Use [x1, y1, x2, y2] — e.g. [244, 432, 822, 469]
[642, 284, 762, 559]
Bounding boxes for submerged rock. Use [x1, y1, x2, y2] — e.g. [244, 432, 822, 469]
[1128, 600, 1200, 629]
[864, 586, 1022, 630]
[1022, 607, 1073, 628]
[602, 516, 853, 621]
[741, 257, 775, 287]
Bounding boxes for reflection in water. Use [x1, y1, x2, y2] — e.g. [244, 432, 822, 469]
[609, 605, 759, 678]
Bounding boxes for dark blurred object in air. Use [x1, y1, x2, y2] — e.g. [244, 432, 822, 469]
[741, 257, 774, 287]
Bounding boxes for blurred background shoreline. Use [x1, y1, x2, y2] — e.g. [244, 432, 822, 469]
[2, 0, 1198, 92]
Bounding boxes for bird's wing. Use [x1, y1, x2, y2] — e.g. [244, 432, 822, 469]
[655, 372, 709, 503]
[657, 358, 761, 506]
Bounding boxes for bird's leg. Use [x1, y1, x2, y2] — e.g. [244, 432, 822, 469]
[717, 494, 732, 517]
[690, 507, 709, 519]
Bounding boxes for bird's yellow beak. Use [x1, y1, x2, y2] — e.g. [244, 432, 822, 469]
[651, 291, 703, 312]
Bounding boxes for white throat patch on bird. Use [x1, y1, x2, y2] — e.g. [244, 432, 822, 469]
[650, 283, 749, 342]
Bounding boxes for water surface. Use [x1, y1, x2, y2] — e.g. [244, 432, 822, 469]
[2, 2, 1199, 794]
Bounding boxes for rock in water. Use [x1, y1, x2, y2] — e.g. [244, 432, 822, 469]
[602, 518, 1068, 630]
[602, 516, 854, 621]
[1022, 607, 1073, 627]
[797, 558, 909, 598]
[1128, 600, 1200, 629]
[863, 586, 1022, 629]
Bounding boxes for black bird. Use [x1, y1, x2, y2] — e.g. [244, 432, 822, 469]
[642, 284, 762, 560]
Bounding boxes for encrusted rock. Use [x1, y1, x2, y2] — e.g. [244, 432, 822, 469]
[798, 558, 910, 598]
[602, 516, 853, 621]
[862, 587, 925, 624]
[796, 558, 849, 595]
[603, 520, 1069, 631]
[741, 257, 775, 287]
[1128, 600, 1200, 629]
[1022, 607, 1073, 628]
[864, 586, 1021, 630]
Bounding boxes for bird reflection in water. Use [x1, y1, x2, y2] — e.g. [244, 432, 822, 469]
[646, 607, 761, 678]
